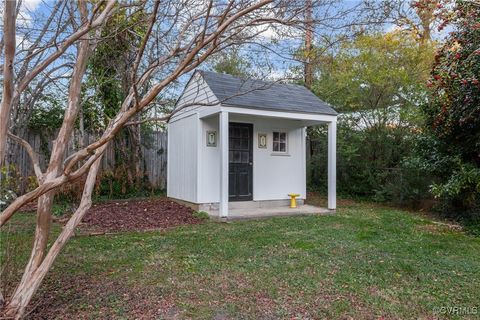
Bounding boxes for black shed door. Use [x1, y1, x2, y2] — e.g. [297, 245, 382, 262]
[229, 123, 253, 201]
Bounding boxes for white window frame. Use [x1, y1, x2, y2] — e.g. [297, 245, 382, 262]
[272, 130, 288, 154]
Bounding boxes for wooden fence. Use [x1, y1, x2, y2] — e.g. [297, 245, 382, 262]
[4, 130, 168, 192]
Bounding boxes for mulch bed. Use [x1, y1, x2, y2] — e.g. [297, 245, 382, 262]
[17, 197, 203, 234]
[78, 198, 203, 233]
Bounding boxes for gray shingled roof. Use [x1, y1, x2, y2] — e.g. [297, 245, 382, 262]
[198, 70, 337, 115]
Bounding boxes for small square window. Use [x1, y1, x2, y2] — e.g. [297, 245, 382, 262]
[273, 131, 287, 152]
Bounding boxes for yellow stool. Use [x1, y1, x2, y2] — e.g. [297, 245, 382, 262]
[288, 194, 300, 208]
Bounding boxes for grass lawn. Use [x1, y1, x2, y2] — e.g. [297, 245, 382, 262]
[1, 196, 480, 319]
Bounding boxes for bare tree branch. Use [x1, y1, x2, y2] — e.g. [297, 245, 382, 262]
[7, 132, 44, 182]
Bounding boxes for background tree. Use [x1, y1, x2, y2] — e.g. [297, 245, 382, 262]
[314, 31, 434, 127]
[84, 8, 149, 193]
[211, 48, 252, 77]
[307, 31, 435, 203]
[386, 0, 452, 44]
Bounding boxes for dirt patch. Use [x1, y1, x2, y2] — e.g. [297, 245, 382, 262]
[416, 221, 463, 234]
[78, 198, 202, 233]
[306, 192, 359, 208]
[26, 275, 179, 320]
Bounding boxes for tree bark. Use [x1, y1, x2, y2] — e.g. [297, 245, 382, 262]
[6, 132, 43, 182]
[0, 0, 16, 166]
[4, 152, 105, 319]
[11, 1, 92, 309]
[128, 125, 143, 188]
[304, 0, 313, 89]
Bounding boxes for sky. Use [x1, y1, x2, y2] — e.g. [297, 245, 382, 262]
[1, 0, 45, 49]
[1, 0, 453, 112]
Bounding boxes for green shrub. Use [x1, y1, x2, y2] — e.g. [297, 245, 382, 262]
[307, 124, 432, 206]
[193, 211, 210, 220]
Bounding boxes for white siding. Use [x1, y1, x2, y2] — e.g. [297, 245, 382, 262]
[171, 72, 218, 122]
[198, 117, 220, 203]
[167, 73, 219, 203]
[167, 114, 198, 203]
[197, 114, 306, 203]
[250, 117, 306, 201]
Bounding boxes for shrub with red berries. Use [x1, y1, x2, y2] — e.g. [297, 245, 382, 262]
[424, 0, 480, 161]
[418, 0, 480, 214]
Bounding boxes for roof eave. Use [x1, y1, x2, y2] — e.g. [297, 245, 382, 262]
[220, 102, 338, 117]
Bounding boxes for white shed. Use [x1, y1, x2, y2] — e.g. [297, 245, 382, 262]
[167, 70, 337, 218]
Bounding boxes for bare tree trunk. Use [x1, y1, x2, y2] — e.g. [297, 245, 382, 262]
[135, 124, 143, 188]
[128, 125, 143, 188]
[417, 3, 433, 44]
[0, 1, 16, 305]
[10, 4, 92, 312]
[79, 108, 86, 149]
[4, 153, 105, 319]
[0, 0, 16, 166]
[15, 194, 54, 292]
[304, 0, 313, 89]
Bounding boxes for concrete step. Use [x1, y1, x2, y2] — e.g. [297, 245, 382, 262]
[199, 199, 305, 211]
[207, 204, 333, 221]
